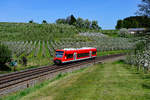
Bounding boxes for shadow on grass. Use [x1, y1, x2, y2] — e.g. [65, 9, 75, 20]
[135, 72, 140, 74]
[142, 75, 150, 79]
[142, 83, 150, 89]
[27, 65, 40, 69]
[113, 59, 125, 64]
[0, 64, 11, 71]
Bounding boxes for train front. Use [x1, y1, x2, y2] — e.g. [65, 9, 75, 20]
[53, 50, 64, 64]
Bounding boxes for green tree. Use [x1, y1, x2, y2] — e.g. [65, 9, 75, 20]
[84, 19, 91, 29]
[66, 15, 76, 25]
[76, 17, 84, 28]
[131, 20, 139, 28]
[29, 20, 34, 23]
[116, 20, 123, 29]
[56, 19, 66, 24]
[91, 20, 99, 30]
[122, 20, 131, 29]
[136, 0, 150, 17]
[0, 44, 12, 66]
[42, 20, 47, 24]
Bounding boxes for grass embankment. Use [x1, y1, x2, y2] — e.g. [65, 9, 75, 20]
[97, 49, 129, 56]
[2, 61, 150, 100]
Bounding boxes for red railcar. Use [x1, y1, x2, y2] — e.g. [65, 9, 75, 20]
[53, 47, 97, 64]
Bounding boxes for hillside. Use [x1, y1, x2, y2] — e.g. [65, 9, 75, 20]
[0, 22, 119, 41]
[0, 22, 78, 41]
[0, 22, 134, 73]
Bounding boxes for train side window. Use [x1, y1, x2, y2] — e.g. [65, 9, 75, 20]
[67, 54, 73, 59]
[92, 51, 96, 55]
[77, 53, 89, 58]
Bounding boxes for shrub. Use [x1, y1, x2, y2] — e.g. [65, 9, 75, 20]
[118, 28, 129, 37]
[0, 44, 12, 66]
[22, 56, 27, 66]
[134, 41, 146, 54]
[42, 20, 47, 24]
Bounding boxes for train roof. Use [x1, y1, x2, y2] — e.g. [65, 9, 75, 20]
[57, 47, 96, 51]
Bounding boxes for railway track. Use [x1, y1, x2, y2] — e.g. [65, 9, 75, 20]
[0, 53, 125, 96]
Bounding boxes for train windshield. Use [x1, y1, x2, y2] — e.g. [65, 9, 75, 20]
[56, 51, 64, 58]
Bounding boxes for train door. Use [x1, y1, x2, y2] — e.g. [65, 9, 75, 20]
[90, 51, 92, 58]
[74, 52, 77, 60]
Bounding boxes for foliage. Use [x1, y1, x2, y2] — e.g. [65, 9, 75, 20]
[118, 28, 129, 37]
[56, 19, 66, 24]
[136, 0, 150, 17]
[91, 20, 101, 30]
[116, 20, 123, 29]
[75, 17, 84, 28]
[84, 19, 91, 29]
[116, 16, 150, 29]
[125, 37, 150, 72]
[42, 20, 47, 24]
[29, 20, 34, 23]
[134, 41, 146, 54]
[22, 56, 27, 66]
[0, 44, 12, 65]
[55, 15, 101, 30]
[66, 14, 76, 25]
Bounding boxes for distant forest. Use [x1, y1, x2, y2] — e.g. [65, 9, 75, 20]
[116, 16, 150, 29]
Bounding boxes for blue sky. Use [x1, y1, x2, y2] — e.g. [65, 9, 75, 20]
[0, 0, 141, 29]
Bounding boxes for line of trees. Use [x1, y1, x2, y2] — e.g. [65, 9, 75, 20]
[116, 16, 150, 29]
[28, 15, 101, 30]
[56, 15, 101, 30]
[116, 0, 150, 29]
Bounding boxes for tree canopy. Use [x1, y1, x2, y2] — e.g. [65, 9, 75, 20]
[55, 15, 101, 30]
[0, 44, 12, 65]
[66, 15, 76, 25]
[42, 20, 47, 24]
[116, 16, 150, 29]
[136, 0, 150, 17]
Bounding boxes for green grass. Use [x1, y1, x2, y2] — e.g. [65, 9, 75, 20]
[100, 30, 119, 37]
[97, 50, 129, 56]
[2, 61, 150, 100]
